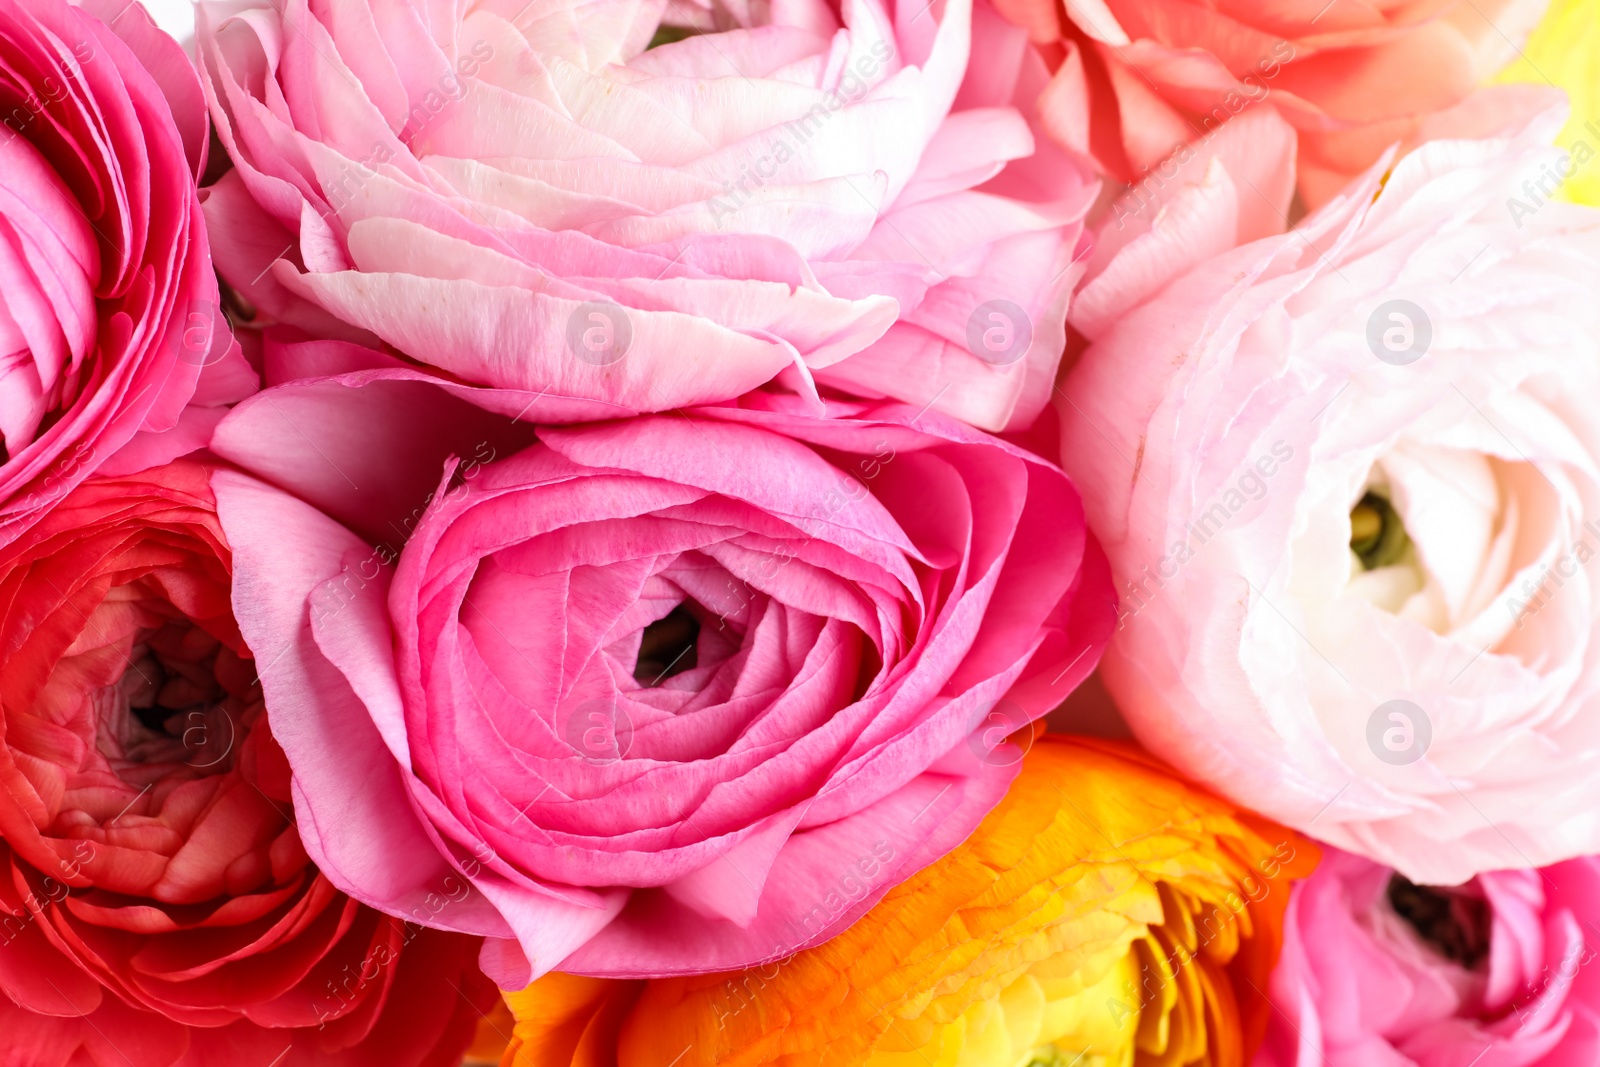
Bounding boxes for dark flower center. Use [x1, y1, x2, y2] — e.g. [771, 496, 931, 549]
[646, 23, 699, 47]
[635, 605, 700, 686]
[124, 647, 224, 735]
[99, 619, 255, 777]
[1387, 874, 1491, 969]
[1350, 491, 1410, 570]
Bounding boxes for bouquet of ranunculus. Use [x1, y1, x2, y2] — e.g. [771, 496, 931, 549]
[3, 0, 1600, 1060]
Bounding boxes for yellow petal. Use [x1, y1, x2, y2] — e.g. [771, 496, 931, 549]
[503, 738, 1317, 1067]
[1494, 0, 1600, 205]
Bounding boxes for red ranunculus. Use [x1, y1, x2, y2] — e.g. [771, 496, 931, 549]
[0, 460, 496, 1066]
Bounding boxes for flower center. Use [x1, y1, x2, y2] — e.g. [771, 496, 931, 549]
[1349, 491, 1410, 570]
[634, 604, 700, 686]
[646, 24, 699, 47]
[96, 619, 256, 779]
[1386, 874, 1491, 969]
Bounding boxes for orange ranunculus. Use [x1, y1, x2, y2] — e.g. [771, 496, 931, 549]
[464, 1000, 517, 1065]
[499, 736, 1317, 1067]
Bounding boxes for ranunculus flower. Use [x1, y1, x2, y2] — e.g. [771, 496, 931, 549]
[496, 735, 1316, 1067]
[208, 362, 1114, 985]
[1056, 109, 1600, 885]
[997, 0, 1551, 206]
[1495, 0, 1600, 207]
[193, 0, 1096, 431]
[0, 460, 495, 1066]
[1258, 847, 1600, 1065]
[0, 0, 250, 544]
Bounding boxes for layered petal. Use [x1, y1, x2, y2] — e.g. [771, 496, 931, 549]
[500, 736, 1317, 1067]
[1258, 848, 1600, 1067]
[1016, 0, 1552, 208]
[1057, 109, 1600, 883]
[0, 460, 494, 1065]
[0, 0, 245, 544]
[213, 372, 1115, 980]
[195, 0, 1095, 430]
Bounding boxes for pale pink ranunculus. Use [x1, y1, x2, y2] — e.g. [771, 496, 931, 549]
[193, 0, 1095, 432]
[0, 0, 251, 545]
[1056, 109, 1600, 885]
[1258, 847, 1600, 1066]
[999, 0, 1553, 208]
[207, 356, 1114, 984]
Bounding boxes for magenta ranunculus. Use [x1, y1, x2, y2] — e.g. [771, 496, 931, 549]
[0, 0, 252, 544]
[194, 0, 1095, 432]
[1258, 847, 1600, 1066]
[205, 352, 1113, 984]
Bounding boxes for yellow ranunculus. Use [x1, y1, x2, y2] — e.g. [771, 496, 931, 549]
[500, 737, 1315, 1067]
[1495, 0, 1600, 205]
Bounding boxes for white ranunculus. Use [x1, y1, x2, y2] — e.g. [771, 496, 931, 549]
[1059, 109, 1600, 884]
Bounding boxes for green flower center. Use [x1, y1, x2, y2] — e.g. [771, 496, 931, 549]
[1350, 492, 1410, 570]
[647, 24, 699, 48]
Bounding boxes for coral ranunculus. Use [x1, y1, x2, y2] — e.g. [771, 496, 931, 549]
[0, 461, 495, 1066]
[1057, 110, 1600, 885]
[1258, 848, 1600, 1066]
[194, 0, 1097, 431]
[209, 372, 1114, 986]
[498, 736, 1315, 1067]
[0, 0, 251, 544]
[1001, 0, 1553, 207]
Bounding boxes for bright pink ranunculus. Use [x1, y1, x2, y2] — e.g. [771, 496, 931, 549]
[0, 460, 496, 1067]
[208, 358, 1114, 984]
[0, 0, 251, 544]
[1258, 847, 1600, 1066]
[194, 0, 1095, 431]
[1056, 109, 1600, 885]
[998, 0, 1552, 207]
